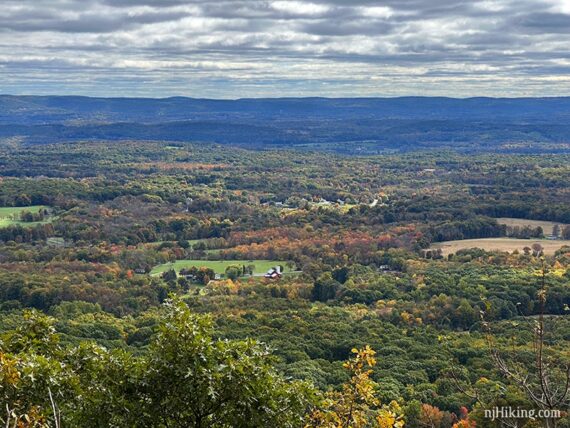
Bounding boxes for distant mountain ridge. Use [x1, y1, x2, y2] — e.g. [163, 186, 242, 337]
[1, 95, 570, 153]
[2, 95, 570, 124]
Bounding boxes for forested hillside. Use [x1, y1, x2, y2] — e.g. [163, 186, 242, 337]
[0, 140, 569, 427]
[1, 96, 570, 153]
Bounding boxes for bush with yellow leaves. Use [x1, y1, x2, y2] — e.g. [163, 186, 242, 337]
[305, 346, 405, 428]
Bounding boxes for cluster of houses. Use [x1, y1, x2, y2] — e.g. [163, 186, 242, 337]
[262, 194, 388, 210]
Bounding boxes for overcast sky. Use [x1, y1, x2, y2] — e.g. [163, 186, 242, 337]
[1, 0, 570, 98]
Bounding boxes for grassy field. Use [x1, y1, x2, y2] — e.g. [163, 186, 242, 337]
[496, 217, 567, 236]
[432, 238, 570, 256]
[151, 259, 292, 276]
[0, 206, 51, 228]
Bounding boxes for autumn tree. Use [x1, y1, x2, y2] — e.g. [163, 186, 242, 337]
[531, 243, 544, 257]
[305, 346, 405, 428]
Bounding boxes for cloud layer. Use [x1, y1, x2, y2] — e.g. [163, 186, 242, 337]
[1, 0, 569, 97]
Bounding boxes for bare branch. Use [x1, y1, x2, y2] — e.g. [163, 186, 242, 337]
[48, 387, 61, 428]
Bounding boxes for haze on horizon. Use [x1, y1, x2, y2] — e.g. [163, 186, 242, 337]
[1, 0, 570, 99]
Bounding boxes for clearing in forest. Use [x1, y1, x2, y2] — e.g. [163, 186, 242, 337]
[496, 217, 568, 236]
[0, 206, 51, 228]
[150, 259, 292, 276]
[432, 237, 570, 256]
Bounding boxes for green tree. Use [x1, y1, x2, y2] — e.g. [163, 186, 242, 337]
[161, 268, 177, 282]
[225, 264, 242, 281]
[312, 273, 342, 302]
[137, 298, 314, 427]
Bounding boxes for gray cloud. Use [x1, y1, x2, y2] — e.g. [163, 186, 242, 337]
[519, 12, 570, 33]
[0, 5, 191, 33]
[0, 0, 569, 97]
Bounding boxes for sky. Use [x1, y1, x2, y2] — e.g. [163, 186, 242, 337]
[1, 0, 570, 98]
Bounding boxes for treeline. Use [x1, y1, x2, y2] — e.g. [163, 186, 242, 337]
[0, 267, 164, 315]
[505, 225, 544, 239]
[423, 217, 506, 244]
[0, 223, 55, 243]
[479, 202, 570, 224]
[19, 208, 48, 222]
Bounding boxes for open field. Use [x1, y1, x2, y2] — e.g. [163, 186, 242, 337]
[432, 238, 570, 256]
[496, 218, 567, 236]
[0, 206, 51, 228]
[150, 259, 292, 276]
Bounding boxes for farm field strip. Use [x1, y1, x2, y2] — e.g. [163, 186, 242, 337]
[150, 259, 292, 276]
[496, 217, 568, 235]
[432, 237, 570, 256]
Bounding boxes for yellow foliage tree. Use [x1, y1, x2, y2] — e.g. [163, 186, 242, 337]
[305, 346, 405, 428]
